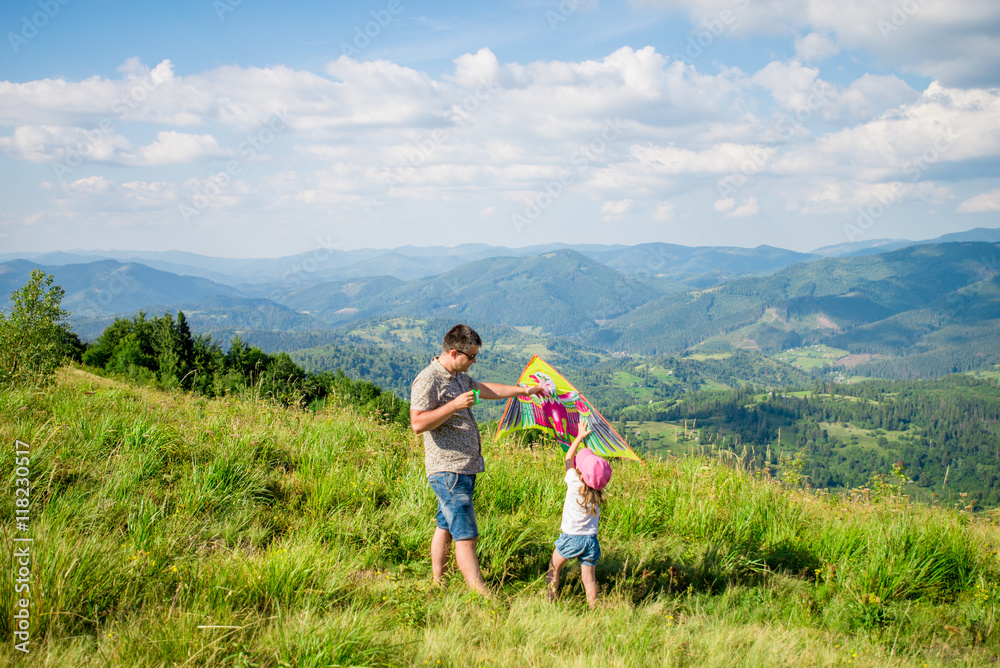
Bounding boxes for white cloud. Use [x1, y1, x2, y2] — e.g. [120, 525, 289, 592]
[448, 48, 503, 89]
[2, 47, 998, 253]
[714, 198, 735, 212]
[0, 75, 122, 126]
[752, 61, 821, 111]
[853, 181, 952, 207]
[726, 197, 759, 217]
[788, 179, 954, 214]
[630, 143, 763, 175]
[787, 181, 843, 214]
[629, 0, 1000, 88]
[601, 198, 634, 220]
[751, 60, 919, 124]
[0, 126, 231, 167]
[821, 74, 919, 123]
[795, 32, 839, 62]
[48, 177, 184, 212]
[653, 202, 675, 221]
[123, 131, 232, 166]
[120, 180, 183, 208]
[771, 83, 1000, 181]
[68, 176, 114, 195]
[957, 188, 1000, 213]
[0, 125, 131, 164]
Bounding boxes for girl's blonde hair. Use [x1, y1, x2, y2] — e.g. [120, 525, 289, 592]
[575, 468, 606, 517]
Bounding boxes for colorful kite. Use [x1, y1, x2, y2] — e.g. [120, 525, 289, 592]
[495, 356, 643, 462]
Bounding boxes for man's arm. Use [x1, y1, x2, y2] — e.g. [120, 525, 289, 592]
[476, 382, 544, 401]
[410, 392, 476, 435]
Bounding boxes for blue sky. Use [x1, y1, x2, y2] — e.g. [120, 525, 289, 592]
[1, 0, 998, 257]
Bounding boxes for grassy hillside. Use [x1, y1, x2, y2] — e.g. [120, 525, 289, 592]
[2, 367, 999, 666]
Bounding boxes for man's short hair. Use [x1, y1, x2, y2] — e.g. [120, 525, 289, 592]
[443, 324, 482, 353]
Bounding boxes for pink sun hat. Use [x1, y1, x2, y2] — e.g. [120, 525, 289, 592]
[576, 448, 612, 491]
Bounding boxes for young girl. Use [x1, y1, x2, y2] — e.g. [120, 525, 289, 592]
[546, 424, 612, 608]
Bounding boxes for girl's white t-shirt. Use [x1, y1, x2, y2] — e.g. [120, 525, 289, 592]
[560, 469, 600, 536]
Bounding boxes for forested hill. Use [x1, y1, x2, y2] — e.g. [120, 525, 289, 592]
[590, 242, 1000, 375]
[278, 249, 667, 335]
[626, 374, 1000, 507]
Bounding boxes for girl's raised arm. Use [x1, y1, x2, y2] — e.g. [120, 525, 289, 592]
[565, 423, 592, 471]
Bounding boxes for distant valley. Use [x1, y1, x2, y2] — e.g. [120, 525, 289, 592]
[2, 230, 999, 383]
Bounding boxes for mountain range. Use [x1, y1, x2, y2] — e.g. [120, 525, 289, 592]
[3, 227, 999, 379]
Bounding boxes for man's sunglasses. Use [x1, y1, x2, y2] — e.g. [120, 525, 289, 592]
[457, 349, 478, 362]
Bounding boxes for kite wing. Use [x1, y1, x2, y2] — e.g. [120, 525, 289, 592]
[495, 356, 642, 463]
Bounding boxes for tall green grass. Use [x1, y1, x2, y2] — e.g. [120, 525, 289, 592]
[1, 366, 998, 666]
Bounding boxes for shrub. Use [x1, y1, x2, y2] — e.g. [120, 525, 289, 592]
[0, 268, 81, 386]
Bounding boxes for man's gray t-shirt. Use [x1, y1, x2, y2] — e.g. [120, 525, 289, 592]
[410, 357, 483, 475]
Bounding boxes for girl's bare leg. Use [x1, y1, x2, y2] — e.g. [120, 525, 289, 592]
[546, 551, 568, 601]
[581, 564, 598, 608]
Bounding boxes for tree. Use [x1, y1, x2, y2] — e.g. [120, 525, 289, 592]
[0, 269, 78, 386]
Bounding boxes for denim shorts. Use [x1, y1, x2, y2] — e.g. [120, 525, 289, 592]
[428, 472, 478, 541]
[554, 533, 601, 567]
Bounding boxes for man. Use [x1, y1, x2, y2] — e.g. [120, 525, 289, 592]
[410, 324, 543, 595]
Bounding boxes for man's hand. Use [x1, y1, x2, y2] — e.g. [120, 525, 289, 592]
[477, 382, 543, 401]
[452, 391, 477, 409]
[411, 392, 475, 434]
